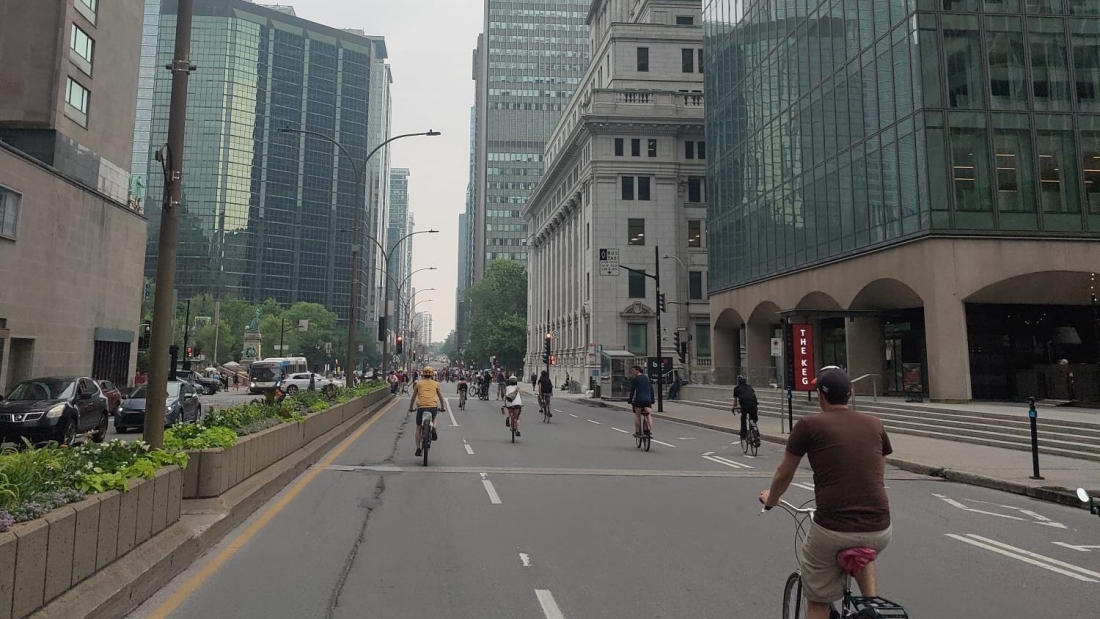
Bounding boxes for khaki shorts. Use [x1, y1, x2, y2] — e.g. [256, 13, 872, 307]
[801, 524, 891, 603]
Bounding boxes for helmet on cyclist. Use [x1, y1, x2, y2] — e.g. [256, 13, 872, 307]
[737, 375, 747, 384]
[421, 366, 435, 378]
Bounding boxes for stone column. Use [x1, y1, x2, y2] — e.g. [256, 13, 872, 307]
[925, 293, 973, 402]
[846, 317, 885, 396]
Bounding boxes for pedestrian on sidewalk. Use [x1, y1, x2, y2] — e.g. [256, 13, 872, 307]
[759, 367, 893, 619]
[732, 375, 758, 440]
[233, 373, 240, 391]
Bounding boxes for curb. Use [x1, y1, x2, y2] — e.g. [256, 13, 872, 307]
[29, 393, 400, 619]
[578, 398, 1093, 510]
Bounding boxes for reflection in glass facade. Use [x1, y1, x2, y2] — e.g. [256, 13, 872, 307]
[140, 0, 381, 324]
[386, 168, 411, 315]
[703, 0, 1100, 293]
[474, 0, 589, 272]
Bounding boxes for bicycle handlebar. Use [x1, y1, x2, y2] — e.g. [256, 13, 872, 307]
[760, 499, 816, 516]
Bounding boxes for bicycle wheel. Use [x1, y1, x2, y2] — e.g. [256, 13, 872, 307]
[422, 423, 431, 467]
[511, 413, 516, 443]
[782, 572, 805, 619]
[644, 435, 651, 451]
[750, 428, 760, 457]
[643, 417, 652, 451]
[741, 435, 750, 454]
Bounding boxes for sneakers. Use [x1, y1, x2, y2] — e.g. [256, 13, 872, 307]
[634, 432, 642, 438]
[548, 412, 553, 418]
[415, 448, 422, 457]
[515, 430, 521, 437]
[432, 428, 438, 441]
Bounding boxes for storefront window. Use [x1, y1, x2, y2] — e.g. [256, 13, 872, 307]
[695, 324, 711, 358]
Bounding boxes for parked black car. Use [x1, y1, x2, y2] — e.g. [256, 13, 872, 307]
[115, 380, 201, 433]
[183, 371, 221, 395]
[0, 377, 110, 446]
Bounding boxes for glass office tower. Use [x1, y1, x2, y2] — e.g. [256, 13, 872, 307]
[140, 0, 384, 324]
[703, 1, 1100, 402]
[472, 0, 589, 278]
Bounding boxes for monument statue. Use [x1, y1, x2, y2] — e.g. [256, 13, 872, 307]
[247, 308, 261, 332]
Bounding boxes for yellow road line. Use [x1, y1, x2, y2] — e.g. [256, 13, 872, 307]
[146, 398, 399, 619]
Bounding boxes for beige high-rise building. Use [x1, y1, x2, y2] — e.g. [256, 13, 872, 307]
[0, 0, 147, 392]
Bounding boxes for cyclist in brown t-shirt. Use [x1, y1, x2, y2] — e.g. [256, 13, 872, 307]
[759, 367, 893, 619]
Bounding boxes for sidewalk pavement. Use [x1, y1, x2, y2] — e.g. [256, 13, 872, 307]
[563, 394, 1100, 508]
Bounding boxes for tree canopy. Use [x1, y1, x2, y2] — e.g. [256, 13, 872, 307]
[464, 261, 528, 370]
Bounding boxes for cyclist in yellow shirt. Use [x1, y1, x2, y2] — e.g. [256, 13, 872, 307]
[408, 366, 447, 457]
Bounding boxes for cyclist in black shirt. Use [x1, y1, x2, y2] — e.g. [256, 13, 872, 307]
[537, 370, 554, 417]
[732, 375, 759, 440]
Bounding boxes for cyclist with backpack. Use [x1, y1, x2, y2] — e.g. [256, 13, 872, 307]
[732, 374, 759, 441]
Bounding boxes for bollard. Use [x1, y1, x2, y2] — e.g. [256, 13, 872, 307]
[1028, 397, 1044, 480]
[786, 387, 794, 434]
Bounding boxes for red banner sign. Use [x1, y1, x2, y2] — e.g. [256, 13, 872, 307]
[792, 324, 815, 391]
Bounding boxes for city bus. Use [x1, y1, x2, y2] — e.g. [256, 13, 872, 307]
[248, 357, 308, 393]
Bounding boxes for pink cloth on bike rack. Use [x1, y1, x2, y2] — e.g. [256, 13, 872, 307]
[837, 547, 877, 575]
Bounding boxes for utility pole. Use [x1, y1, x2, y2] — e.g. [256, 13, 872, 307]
[546, 309, 551, 378]
[181, 299, 191, 372]
[654, 245, 664, 414]
[145, 0, 195, 449]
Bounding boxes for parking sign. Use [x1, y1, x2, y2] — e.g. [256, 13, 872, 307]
[599, 248, 620, 276]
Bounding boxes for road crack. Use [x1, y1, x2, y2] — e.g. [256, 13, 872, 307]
[324, 474, 386, 619]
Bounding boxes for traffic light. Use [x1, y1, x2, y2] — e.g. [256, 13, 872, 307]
[658, 293, 668, 313]
[679, 341, 689, 363]
[550, 355, 556, 365]
[396, 335, 404, 354]
[543, 332, 552, 364]
[674, 332, 684, 363]
[186, 347, 194, 359]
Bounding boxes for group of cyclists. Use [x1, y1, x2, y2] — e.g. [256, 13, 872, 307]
[403, 360, 896, 616]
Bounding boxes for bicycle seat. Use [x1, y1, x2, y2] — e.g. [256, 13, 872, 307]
[837, 547, 877, 575]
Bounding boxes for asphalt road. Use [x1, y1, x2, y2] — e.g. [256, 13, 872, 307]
[125, 390, 1100, 619]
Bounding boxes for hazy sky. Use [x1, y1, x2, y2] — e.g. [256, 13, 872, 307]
[290, 0, 484, 340]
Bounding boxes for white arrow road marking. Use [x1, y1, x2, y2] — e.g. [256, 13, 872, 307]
[535, 590, 567, 619]
[947, 534, 1100, 582]
[1053, 542, 1100, 552]
[519, 553, 532, 567]
[935, 494, 1066, 528]
[703, 455, 753, 470]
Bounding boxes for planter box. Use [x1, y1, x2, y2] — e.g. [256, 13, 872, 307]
[0, 466, 182, 619]
[183, 389, 388, 499]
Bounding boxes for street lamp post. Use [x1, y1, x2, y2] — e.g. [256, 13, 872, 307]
[278, 127, 440, 381]
[377, 231, 438, 375]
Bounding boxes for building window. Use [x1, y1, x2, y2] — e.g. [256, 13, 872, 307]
[688, 220, 703, 247]
[69, 24, 94, 75]
[685, 141, 695, 159]
[0, 186, 21, 240]
[75, 0, 97, 24]
[586, 272, 591, 300]
[631, 138, 641, 157]
[986, 17, 1027, 110]
[628, 270, 647, 299]
[1038, 127, 1081, 214]
[687, 177, 704, 203]
[64, 77, 90, 127]
[1073, 29, 1100, 112]
[622, 176, 635, 201]
[648, 139, 657, 157]
[689, 272, 704, 300]
[682, 49, 694, 73]
[993, 126, 1036, 213]
[614, 138, 624, 156]
[585, 222, 590, 248]
[1029, 26, 1071, 111]
[628, 324, 648, 356]
[699, 49, 704, 74]
[637, 47, 649, 72]
[943, 18, 983, 109]
[628, 218, 645, 245]
[950, 118, 993, 212]
[638, 177, 651, 201]
[695, 324, 711, 358]
[698, 141, 706, 159]
[676, 15, 694, 26]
